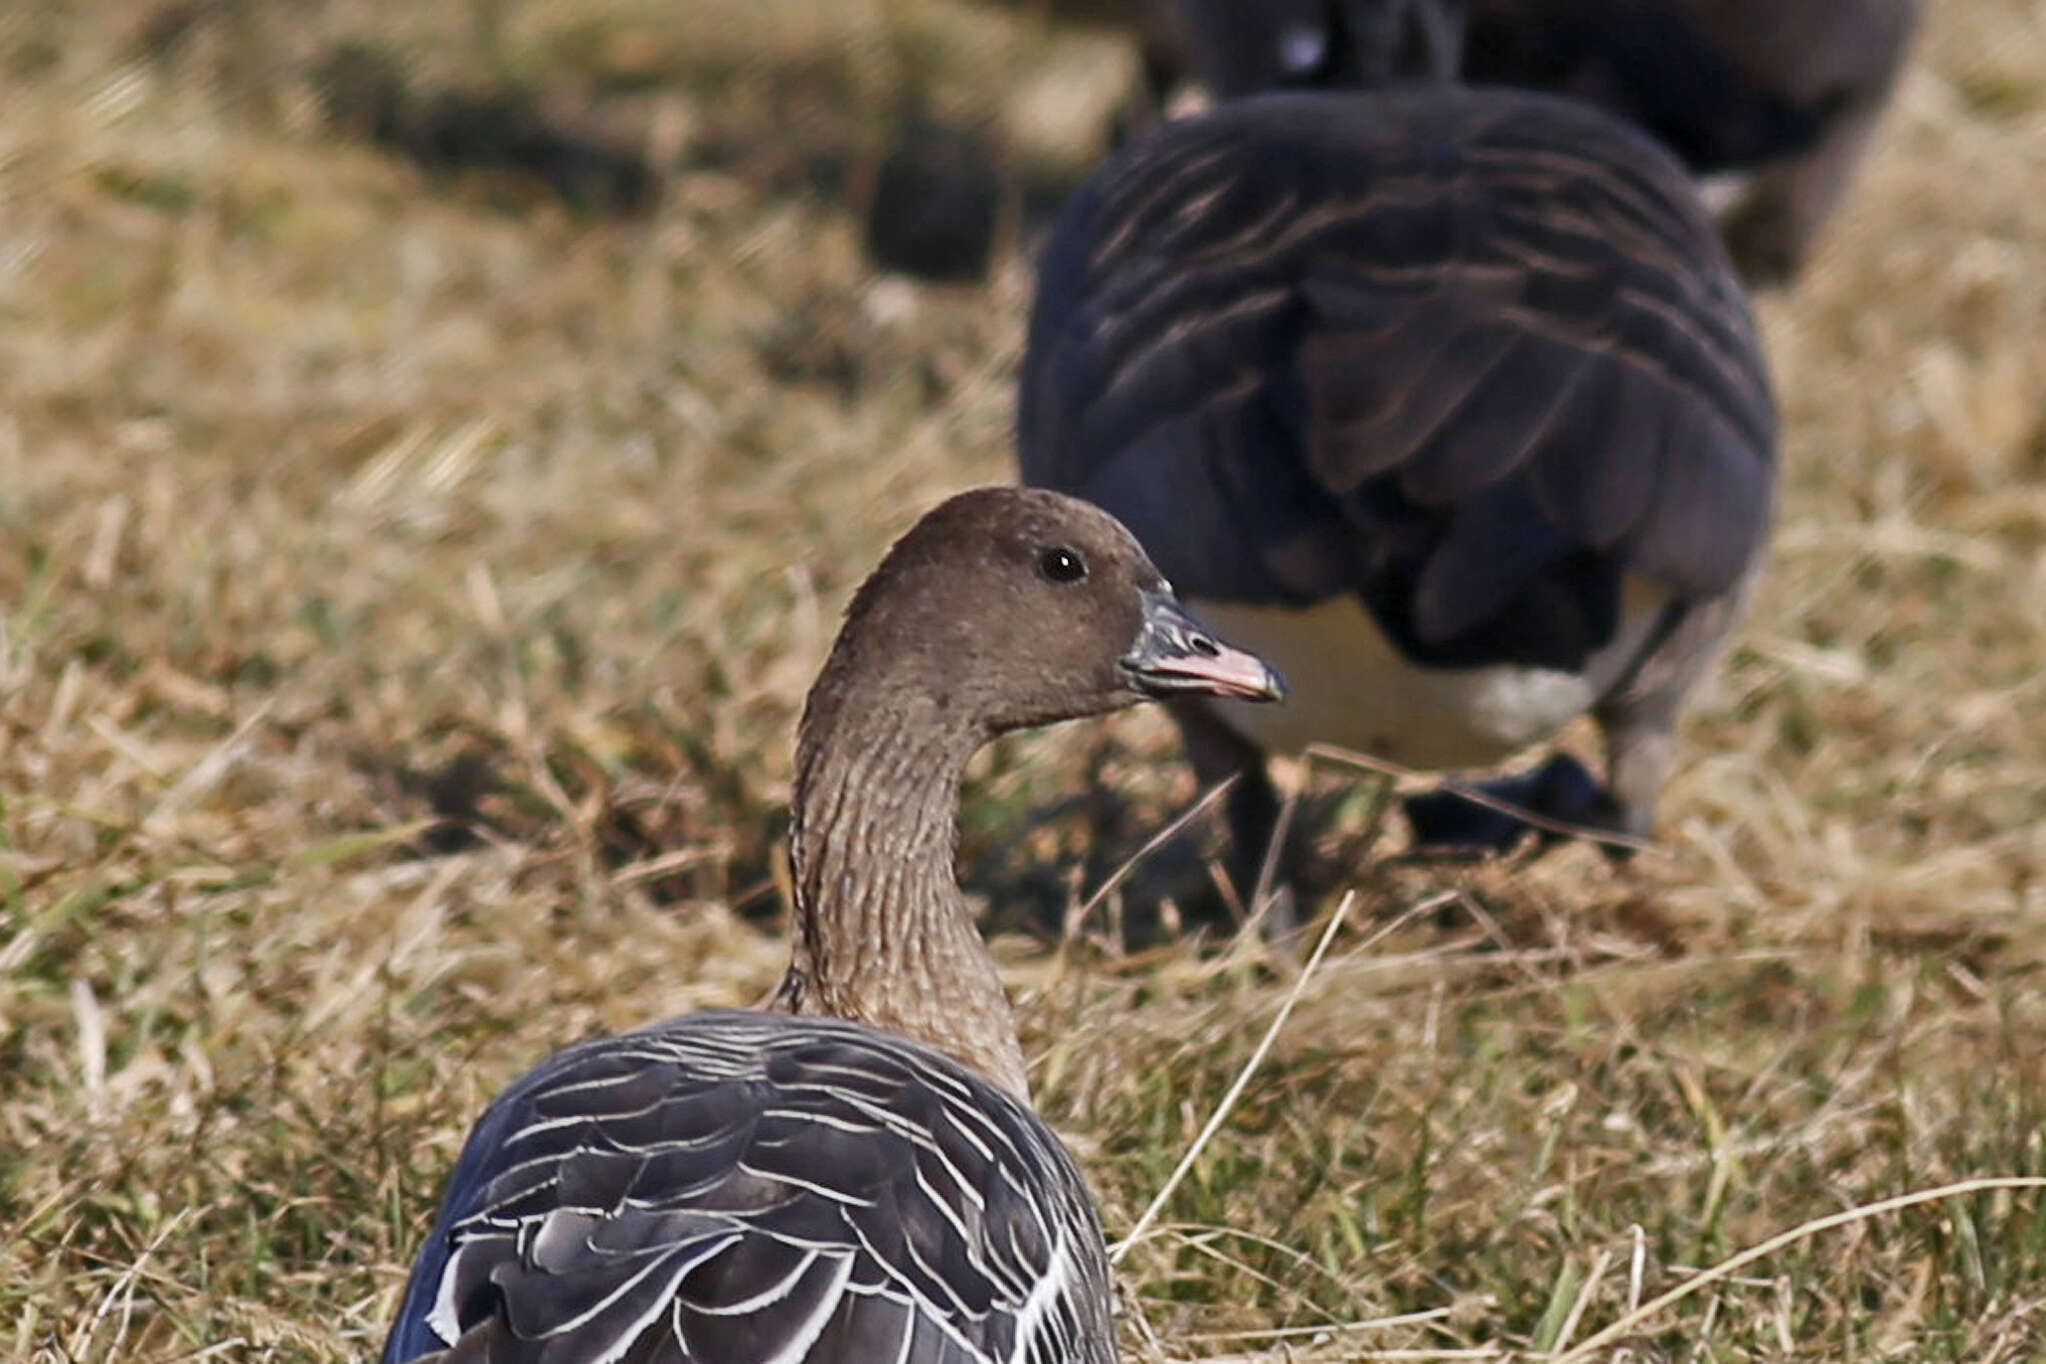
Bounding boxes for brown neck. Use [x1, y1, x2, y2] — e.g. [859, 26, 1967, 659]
[772, 686, 1030, 1099]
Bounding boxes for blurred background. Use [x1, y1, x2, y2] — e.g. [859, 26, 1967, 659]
[2, 0, 2045, 1358]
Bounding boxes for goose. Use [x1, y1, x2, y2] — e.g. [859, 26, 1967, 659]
[1045, 0, 1911, 284]
[1173, 0, 1466, 97]
[378, 486, 1285, 1363]
[1150, 0, 1915, 285]
[992, 0, 1463, 126]
[1018, 87, 1776, 907]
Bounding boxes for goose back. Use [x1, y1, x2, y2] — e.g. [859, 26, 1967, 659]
[1461, 0, 1916, 174]
[1022, 87, 1775, 676]
[380, 1013, 1112, 1364]
[1457, 0, 1918, 280]
[1127, 0, 1914, 282]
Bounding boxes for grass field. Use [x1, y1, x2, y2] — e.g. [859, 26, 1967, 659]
[4, 0, 2046, 1359]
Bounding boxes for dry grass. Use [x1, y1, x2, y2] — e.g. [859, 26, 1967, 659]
[3, 0, 2045, 1359]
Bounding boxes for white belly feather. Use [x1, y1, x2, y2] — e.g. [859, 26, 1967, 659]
[1192, 581, 1671, 770]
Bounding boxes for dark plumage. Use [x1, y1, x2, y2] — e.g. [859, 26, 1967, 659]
[380, 487, 1283, 1364]
[864, 112, 1002, 284]
[1038, 0, 1914, 282]
[1019, 88, 1776, 893]
[1459, 0, 1919, 283]
[1148, 0, 1916, 283]
[1175, 0, 1466, 95]
[381, 1018, 1105, 1364]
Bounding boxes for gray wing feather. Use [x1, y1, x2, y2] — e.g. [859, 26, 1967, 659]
[382, 1013, 1112, 1364]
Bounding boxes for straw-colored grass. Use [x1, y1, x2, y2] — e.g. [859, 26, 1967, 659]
[4, 0, 2044, 1358]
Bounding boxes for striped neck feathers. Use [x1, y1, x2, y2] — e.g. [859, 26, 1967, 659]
[775, 678, 1030, 1100]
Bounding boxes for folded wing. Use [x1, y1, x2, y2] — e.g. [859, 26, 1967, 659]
[1020, 88, 1775, 673]
[381, 1013, 1111, 1364]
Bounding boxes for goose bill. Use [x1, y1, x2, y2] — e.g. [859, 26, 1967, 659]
[1124, 590, 1287, 702]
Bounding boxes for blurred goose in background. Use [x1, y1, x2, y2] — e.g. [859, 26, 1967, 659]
[976, 0, 1463, 122]
[1005, 0, 1913, 284]
[1173, 0, 1466, 96]
[867, 0, 1463, 281]
[379, 487, 1283, 1364]
[1020, 87, 1776, 913]
[1459, 0, 1919, 284]
[1150, 0, 1915, 284]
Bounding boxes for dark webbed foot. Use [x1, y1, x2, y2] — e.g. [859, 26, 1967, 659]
[1402, 752, 1622, 857]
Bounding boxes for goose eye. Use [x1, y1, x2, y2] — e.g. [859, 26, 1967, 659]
[1037, 546, 1088, 584]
